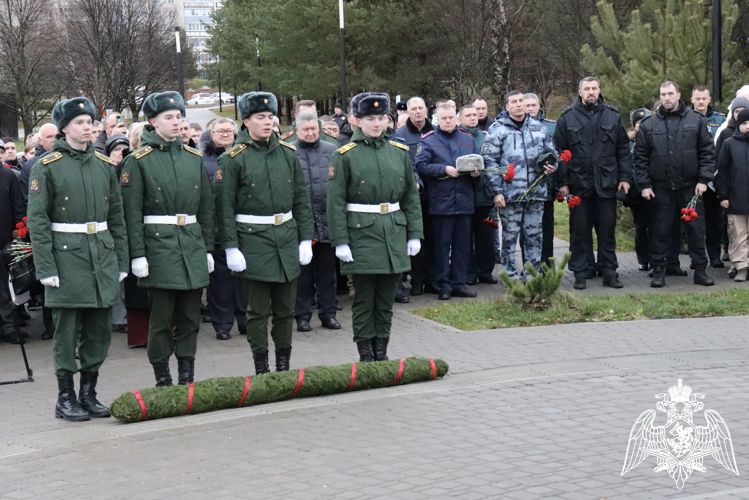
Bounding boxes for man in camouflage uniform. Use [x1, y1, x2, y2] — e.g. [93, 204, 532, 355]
[28, 97, 129, 421]
[215, 92, 314, 375]
[120, 91, 215, 387]
[327, 92, 423, 362]
[483, 90, 557, 280]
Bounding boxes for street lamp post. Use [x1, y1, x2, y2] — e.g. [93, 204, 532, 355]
[256, 34, 261, 91]
[175, 27, 185, 99]
[339, 0, 347, 112]
[712, 0, 722, 104]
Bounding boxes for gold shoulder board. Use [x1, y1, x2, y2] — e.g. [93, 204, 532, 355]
[336, 142, 357, 155]
[227, 144, 247, 158]
[324, 130, 337, 138]
[41, 152, 63, 165]
[184, 145, 203, 157]
[133, 146, 153, 160]
[280, 131, 294, 140]
[95, 151, 114, 165]
[279, 141, 296, 151]
[389, 140, 410, 151]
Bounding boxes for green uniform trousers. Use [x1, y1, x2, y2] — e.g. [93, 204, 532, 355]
[147, 288, 202, 365]
[244, 279, 296, 353]
[351, 274, 398, 343]
[52, 308, 111, 377]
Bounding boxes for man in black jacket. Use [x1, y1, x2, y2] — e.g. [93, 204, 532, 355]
[291, 111, 340, 332]
[0, 165, 24, 344]
[555, 77, 632, 290]
[635, 81, 716, 287]
[19, 123, 57, 205]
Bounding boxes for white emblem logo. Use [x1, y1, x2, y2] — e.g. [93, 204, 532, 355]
[622, 379, 739, 489]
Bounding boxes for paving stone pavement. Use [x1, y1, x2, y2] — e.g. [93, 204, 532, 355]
[0, 246, 747, 499]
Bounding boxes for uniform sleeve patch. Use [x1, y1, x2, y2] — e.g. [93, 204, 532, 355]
[120, 170, 130, 186]
[29, 178, 40, 192]
[328, 164, 335, 178]
[216, 168, 223, 181]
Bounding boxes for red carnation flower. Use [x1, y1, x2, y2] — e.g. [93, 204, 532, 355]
[16, 222, 24, 229]
[556, 193, 565, 203]
[22, 216, 27, 223]
[568, 196, 581, 208]
[681, 208, 688, 215]
[504, 164, 515, 182]
[560, 150, 572, 162]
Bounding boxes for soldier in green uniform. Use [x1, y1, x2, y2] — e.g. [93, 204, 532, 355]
[326, 92, 423, 362]
[27, 97, 129, 421]
[119, 92, 214, 387]
[215, 92, 314, 375]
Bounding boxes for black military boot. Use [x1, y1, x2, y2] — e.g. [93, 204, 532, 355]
[357, 339, 375, 363]
[373, 337, 389, 361]
[55, 373, 90, 422]
[78, 371, 110, 418]
[650, 267, 666, 288]
[253, 348, 270, 375]
[177, 358, 195, 385]
[275, 347, 292, 372]
[693, 268, 714, 286]
[153, 362, 173, 388]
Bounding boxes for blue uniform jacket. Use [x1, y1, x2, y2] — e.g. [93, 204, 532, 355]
[414, 126, 477, 215]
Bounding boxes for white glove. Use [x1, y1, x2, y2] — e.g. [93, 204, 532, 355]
[407, 239, 421, 257]
[41, 276, 60, 287]
[335, 244, 354, 262]
[119, 272, 128, 282]
[225, 247, 247, 272]
[207, 253, 215, 273]
[131, 257, 149, 278]
[299, 240, 313, 265]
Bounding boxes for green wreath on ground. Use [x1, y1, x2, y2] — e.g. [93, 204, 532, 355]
[111, 357, 449, 423]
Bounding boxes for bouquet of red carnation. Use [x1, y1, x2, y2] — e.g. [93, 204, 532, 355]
[518, 148, 572, 202]
[13, 217, 29, 239]
[482, 207, 500, 229]
[567, 196, 581, 208]
[681, 194, 700, 221]
[559, 150, 572, 162]
[503, 163, 515, 181]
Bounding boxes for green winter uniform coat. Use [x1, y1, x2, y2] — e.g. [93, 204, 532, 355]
[27, 138, 129, 308]
[119, 127, 214, 290]
[326, 128, 424, 275]
[215, 128, 314, 283]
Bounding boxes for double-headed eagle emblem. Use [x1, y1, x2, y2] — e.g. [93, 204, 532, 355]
[622, 379, 739, 489]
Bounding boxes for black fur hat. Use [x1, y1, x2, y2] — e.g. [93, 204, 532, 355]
[142, 91, 185, 120]
[51, 97, 97, 131]
[351, 92, 390, 118]
[237, 92, 278, 119]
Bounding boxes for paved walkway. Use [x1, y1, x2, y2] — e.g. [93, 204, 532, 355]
[0, 245, 747, 499]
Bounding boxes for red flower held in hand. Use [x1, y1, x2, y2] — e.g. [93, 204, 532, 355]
[560, 150, 572, 162]
[568, 196, 581, 208]
[504, 164, 515, 181]
[556, 193, 565, 203]
[22, 216, 27, 223]
[16, 222, 24, 229]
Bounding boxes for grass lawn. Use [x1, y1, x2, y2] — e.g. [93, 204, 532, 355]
[553, 200, 636, 252]
[209, 105, 240, 121]
[412, 289, 749, 331]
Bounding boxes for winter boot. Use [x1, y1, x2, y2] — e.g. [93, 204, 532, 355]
[78, 371, 110, 418]
[693, 268, 714, 286]
[55, 373, 90, 422]
[275, 347, 292, 372]
[253, 348, 270, 375]
[177, 358, 195, 385]
[153, 362, 173, 388]
[357, 339, 375, 363]
[650, 267, 666, 288]
[373, 337, 389, 361]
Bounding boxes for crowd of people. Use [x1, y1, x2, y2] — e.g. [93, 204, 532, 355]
[1, 77, 748, 422]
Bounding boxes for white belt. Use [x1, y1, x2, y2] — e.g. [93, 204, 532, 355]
[235, 211, 293, 225]
[51, 222, 108, 234]
[346, 202, 400, 214]
[143, 215, 197, 226]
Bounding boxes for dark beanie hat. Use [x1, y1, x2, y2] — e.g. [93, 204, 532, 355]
[237, 92, 278, 119]
[735, 108, 749, 128]
[52, 97, 97, 131]
[142, 91, 185, 120]
[105, 134, 130, 157]
[351, 92, 390, 118]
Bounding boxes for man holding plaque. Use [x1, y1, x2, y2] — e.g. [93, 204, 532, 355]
[415, 103, 480, 300]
